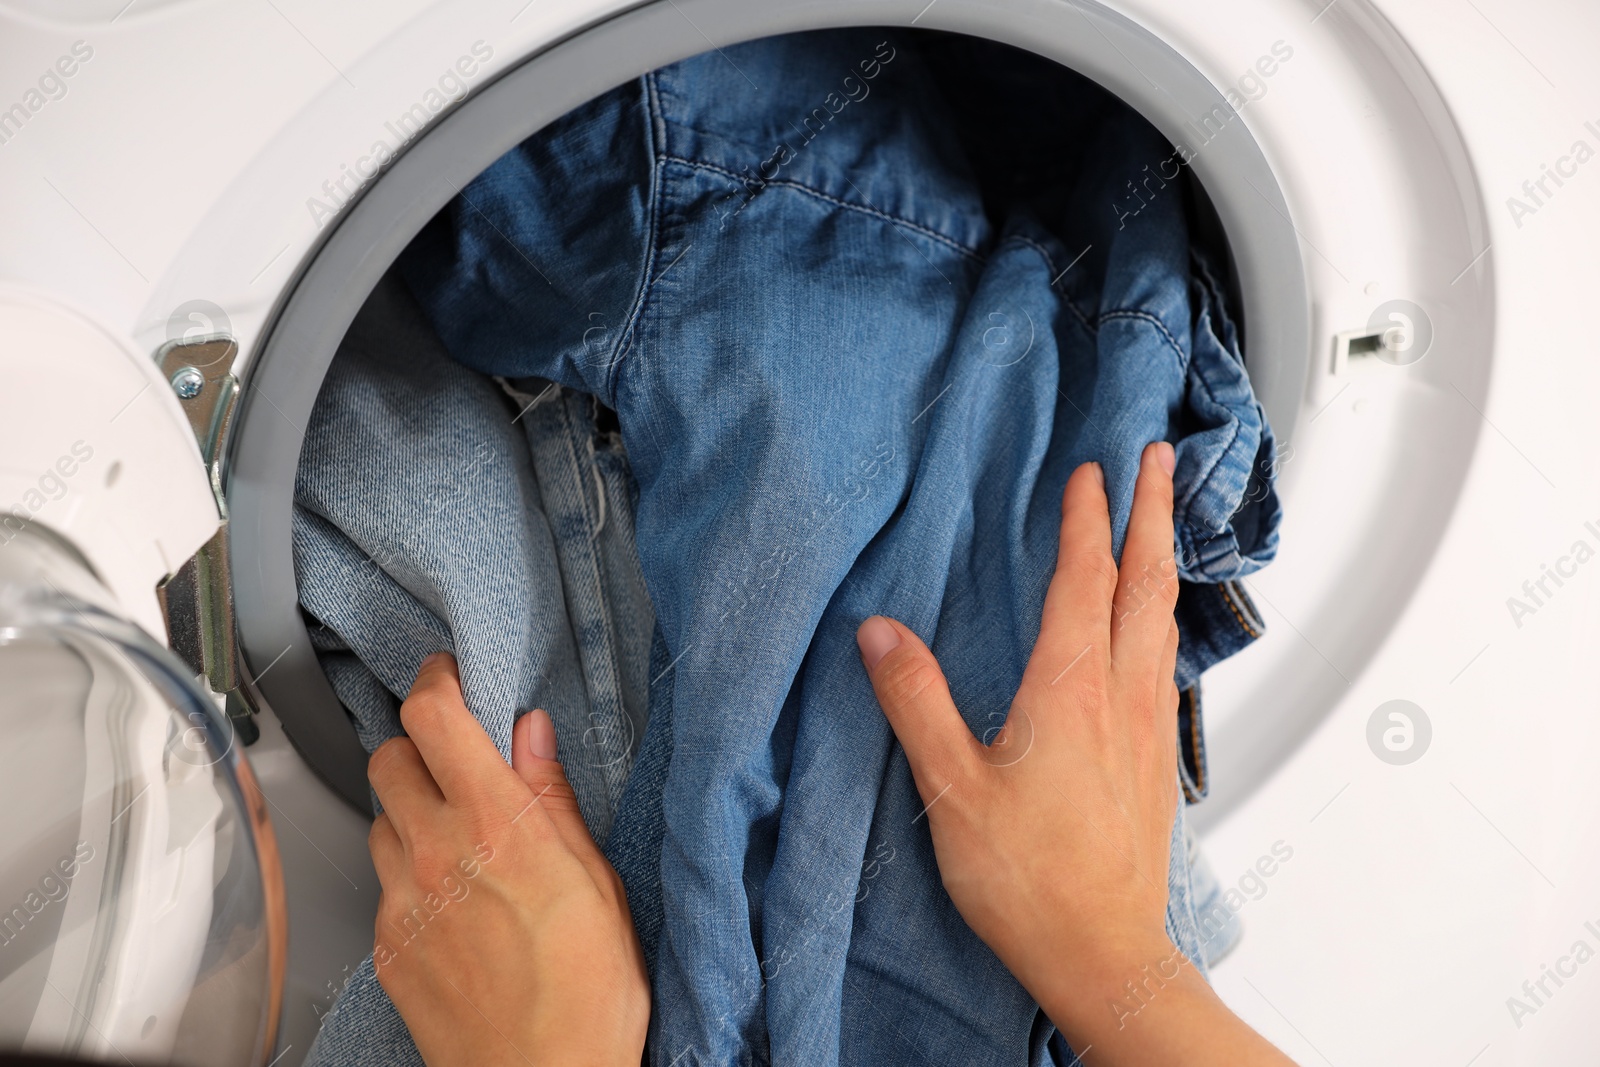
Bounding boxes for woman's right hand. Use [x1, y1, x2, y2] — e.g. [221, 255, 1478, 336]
[856, 442, 1294, 1065]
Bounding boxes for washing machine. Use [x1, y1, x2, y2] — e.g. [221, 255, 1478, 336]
[0, 0, 1594, 1063]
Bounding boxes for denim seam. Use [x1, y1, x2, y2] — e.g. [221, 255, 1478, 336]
[1191, 251, 1239, 356]
[1222, 575, 1260, 633]
[1002, 232, 1098, 339]
[559, 396, 601, 543]
[1182, 685, 1206, 800]
[605, 74, 666, 396]
[1063, 298, 1097, 339]
[1096, 309, 1187, 375]
[649, 70, 671, 158]
[1226, 581, 1263, 637]
[551, 393, 635, 811]
[657, 112, 780, 161]
[1008, 233, 1059, 279]
[658, 154, 986, 262]
[1216, 582, 1260, 640]
[1176, 343, 1246, 531]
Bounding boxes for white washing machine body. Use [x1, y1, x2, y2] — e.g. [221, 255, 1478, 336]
[0, 0, 1594, 1064]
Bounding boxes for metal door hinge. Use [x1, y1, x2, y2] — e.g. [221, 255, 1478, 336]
[154, 335, 259, 744]
[157, 335, 240, 513]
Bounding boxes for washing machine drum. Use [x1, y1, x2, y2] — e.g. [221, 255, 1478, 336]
[0, 527, 281, 1066]
[230, 0, 1313, 814]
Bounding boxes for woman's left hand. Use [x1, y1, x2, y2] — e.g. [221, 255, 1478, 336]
[367, 653, 650, 1067]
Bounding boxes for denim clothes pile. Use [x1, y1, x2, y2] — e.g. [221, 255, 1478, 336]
[300, 28, 1280, 1067]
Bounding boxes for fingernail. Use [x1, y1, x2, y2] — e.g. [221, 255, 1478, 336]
[857, 616, 902, 670]
[526, 709, 559, 761]
[1088, 461, 1104, 487]
[1153, 442, 1175, 476]
[420, 652, 449, 669]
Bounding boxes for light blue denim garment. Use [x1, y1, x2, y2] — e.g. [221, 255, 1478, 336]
[1187, 822, 1246, 964]
[400, 29, 1280, 1066]
[294, 272, 654, 1067]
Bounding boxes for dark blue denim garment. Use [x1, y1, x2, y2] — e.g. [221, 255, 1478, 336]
[394, 29, 1279, 1067]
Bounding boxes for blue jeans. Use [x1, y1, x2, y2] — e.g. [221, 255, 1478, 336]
[296, 274, 656, 1067]
[385, 28, 1280, 1066]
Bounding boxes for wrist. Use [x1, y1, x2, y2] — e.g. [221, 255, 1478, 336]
[523, 994, 649, 1066]
[1031, 930, 1193, 1041]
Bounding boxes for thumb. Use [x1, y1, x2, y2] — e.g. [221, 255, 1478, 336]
[857, 616, 978, 805]
[511, 710, 601, 861]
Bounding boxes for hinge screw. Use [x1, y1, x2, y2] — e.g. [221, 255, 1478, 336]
[170, 366, 205, 399]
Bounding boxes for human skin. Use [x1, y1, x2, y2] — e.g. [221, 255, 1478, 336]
[855, 441, 1294, 1065]
[367, 657, 649, 1066]
[367, 441, 1291, 1066]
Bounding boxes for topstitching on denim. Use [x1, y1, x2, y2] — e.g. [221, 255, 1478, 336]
[1097, 308, 1190, 375]
[659, 155, 987, 262]
[598, 73, 665, 400]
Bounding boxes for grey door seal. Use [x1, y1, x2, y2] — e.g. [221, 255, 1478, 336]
[226, 0, 1309, 812]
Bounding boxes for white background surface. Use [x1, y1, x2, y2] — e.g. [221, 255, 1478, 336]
[1201, 3, 1600, 1063]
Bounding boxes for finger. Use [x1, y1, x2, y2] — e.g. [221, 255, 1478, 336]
[373, 893, 393, 969]
[1027, 462, 1116, 684]
[857, 616, 980, 803]
[368, 736, 442, 838]
[1158, 619, 1179, 689]
[399, 653, 520, 804]
[510, 709, 605, 869]
[368, 812, 406, 883]
[1110, 442, 1179, 672]
[1158, 620, 1181, 751]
